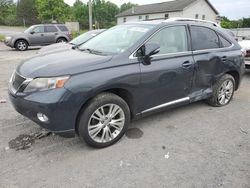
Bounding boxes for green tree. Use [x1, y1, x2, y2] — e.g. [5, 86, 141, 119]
[220, 16, 243, 29]
[242, 17, 250, 28]
[36, 0, 69, 23]
[0, 0, 17, 25]
[72, 0, 88, 28]
[93, 0, 119, 28]
[16, 0, 39, 26]
[120, 2, 137, 13]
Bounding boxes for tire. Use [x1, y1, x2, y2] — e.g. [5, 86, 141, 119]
[15, 40, 28, 51]
[206, 74, 235, 107]
[77, 92, 131, 148]
[56, 38, 67, 43]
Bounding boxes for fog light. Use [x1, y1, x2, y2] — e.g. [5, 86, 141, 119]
[37, 113, 49, 122]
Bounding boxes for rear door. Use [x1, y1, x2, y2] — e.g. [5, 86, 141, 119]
[138, 25, 195, 112]
[189, 25, 233, 96]
[44, 25, 58, 44]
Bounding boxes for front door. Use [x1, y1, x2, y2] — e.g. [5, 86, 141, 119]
[138, 25, 195, 112]
[28, 26, 46, 45]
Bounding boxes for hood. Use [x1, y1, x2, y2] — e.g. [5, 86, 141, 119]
[38, 43, 72, 55]
[17, 49, 113, 78]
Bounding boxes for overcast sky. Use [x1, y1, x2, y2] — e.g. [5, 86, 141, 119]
[63, 0, 250, 20]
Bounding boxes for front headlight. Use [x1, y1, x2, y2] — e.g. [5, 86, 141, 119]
[5, 36, 12, 41]
[24, 76, 70, 93]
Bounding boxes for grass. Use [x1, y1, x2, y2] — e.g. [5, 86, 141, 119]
[72, 30, 88, 38]
[0, 34, 5, 42]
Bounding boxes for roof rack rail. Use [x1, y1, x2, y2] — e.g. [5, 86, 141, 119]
[164, 17, 220, 27]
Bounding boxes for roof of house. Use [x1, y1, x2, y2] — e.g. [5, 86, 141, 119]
[116, 0, 219, 17]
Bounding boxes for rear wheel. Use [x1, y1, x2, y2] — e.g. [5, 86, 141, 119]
[15, 40, 28, 51]
[77, 92, 130, 148]
[206, 74, 235, 107]
[56, 38, 67, 43]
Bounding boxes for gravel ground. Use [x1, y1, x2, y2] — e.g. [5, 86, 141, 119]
[0, 42, 250, 188]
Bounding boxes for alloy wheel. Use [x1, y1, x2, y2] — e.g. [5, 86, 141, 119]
[87, 104, 125, 143]
[218, 79, 234, 105]
[17, 41, 27, 51]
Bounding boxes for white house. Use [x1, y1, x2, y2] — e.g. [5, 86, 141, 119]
[116, 0, 220, 24]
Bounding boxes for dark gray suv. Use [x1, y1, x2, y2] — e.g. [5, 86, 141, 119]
[4, 24, 71, 51]
[9, 19, 245, 148]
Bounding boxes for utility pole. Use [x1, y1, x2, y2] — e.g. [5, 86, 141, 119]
[88, 0, 93, 30]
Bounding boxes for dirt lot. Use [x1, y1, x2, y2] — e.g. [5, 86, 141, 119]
[0, 42, 250, 188]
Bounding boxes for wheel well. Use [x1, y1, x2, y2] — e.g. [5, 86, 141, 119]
[14, 39, 29, 47]
[75, 88, 135, 135]
[226, 71, 240, 90]
[57, 37, 68, 42]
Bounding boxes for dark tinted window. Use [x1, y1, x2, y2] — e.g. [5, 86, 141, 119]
[46, 26, 58, 32]
[57, 25, 69, 32]
[191, 26, 220, 50]
[219, 35, 232, 48]
[147, 26, 188, 54]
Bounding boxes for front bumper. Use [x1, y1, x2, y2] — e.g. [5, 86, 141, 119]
[4, 39, 14, 48]
[8, 88, 76, 137]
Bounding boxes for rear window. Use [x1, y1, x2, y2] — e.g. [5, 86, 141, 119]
[191, 26, 220, 50]
[219, 35, 232, 48]
[46, 26, 58, 32]
[57, 25, 69, 32]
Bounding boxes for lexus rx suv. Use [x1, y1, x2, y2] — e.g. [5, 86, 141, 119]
[9, 19, 245, 148]
[4, 24, 71, 51]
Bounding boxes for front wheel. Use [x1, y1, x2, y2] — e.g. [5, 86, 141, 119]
[206, 74, 235, 107]
[15, 40, 28, 51]
[77, 92, 130, 148]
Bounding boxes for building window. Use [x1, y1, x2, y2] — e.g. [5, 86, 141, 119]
[139, 15, 142, 20]
[123, 17, 126, 23]
[145, 15, 149, 20]
[195, 14, 199, 19]
[202, 15, 205, 20]
[165, 13, 169, 19]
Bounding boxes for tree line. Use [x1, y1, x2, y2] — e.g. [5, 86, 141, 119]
[221, 16, 250, 29]
[0, 0, 136, 29]
[1, 0, 250, 29]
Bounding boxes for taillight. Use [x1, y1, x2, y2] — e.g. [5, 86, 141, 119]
[241, 49, 246, 57]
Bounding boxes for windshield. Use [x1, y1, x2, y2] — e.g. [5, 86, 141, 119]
[71, 31, 100, 45]
[79, 24, 153, 54]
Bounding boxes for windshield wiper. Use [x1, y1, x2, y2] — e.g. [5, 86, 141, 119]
[79, 48, 107, 55]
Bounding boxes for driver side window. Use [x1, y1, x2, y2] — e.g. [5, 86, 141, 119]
[147, 26, 188, 55]
[33, 26, 45, 33]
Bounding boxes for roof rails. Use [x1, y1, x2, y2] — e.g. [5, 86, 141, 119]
[164, 17, 220, 27]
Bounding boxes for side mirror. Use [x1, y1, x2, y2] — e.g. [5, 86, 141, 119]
[144, 42, 160, 57]
[30, 31, 35, 34]
[137, 42, 160, 65]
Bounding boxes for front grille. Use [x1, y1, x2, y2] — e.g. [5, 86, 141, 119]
[12, 72, 26, 91]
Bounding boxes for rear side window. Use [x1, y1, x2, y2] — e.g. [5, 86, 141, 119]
[147, 26, 188, 54]
[190, 26, 220, 50]
[57, 25, 69, 32]
[46, 26, 58, 32]
[219, 35, 232, 48]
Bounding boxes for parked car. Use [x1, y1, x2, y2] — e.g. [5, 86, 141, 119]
[4, 24, 72, 51]
[238, 37, 250, 68]
[38, 29, 105, 54]
[9, 19, 245, 148]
